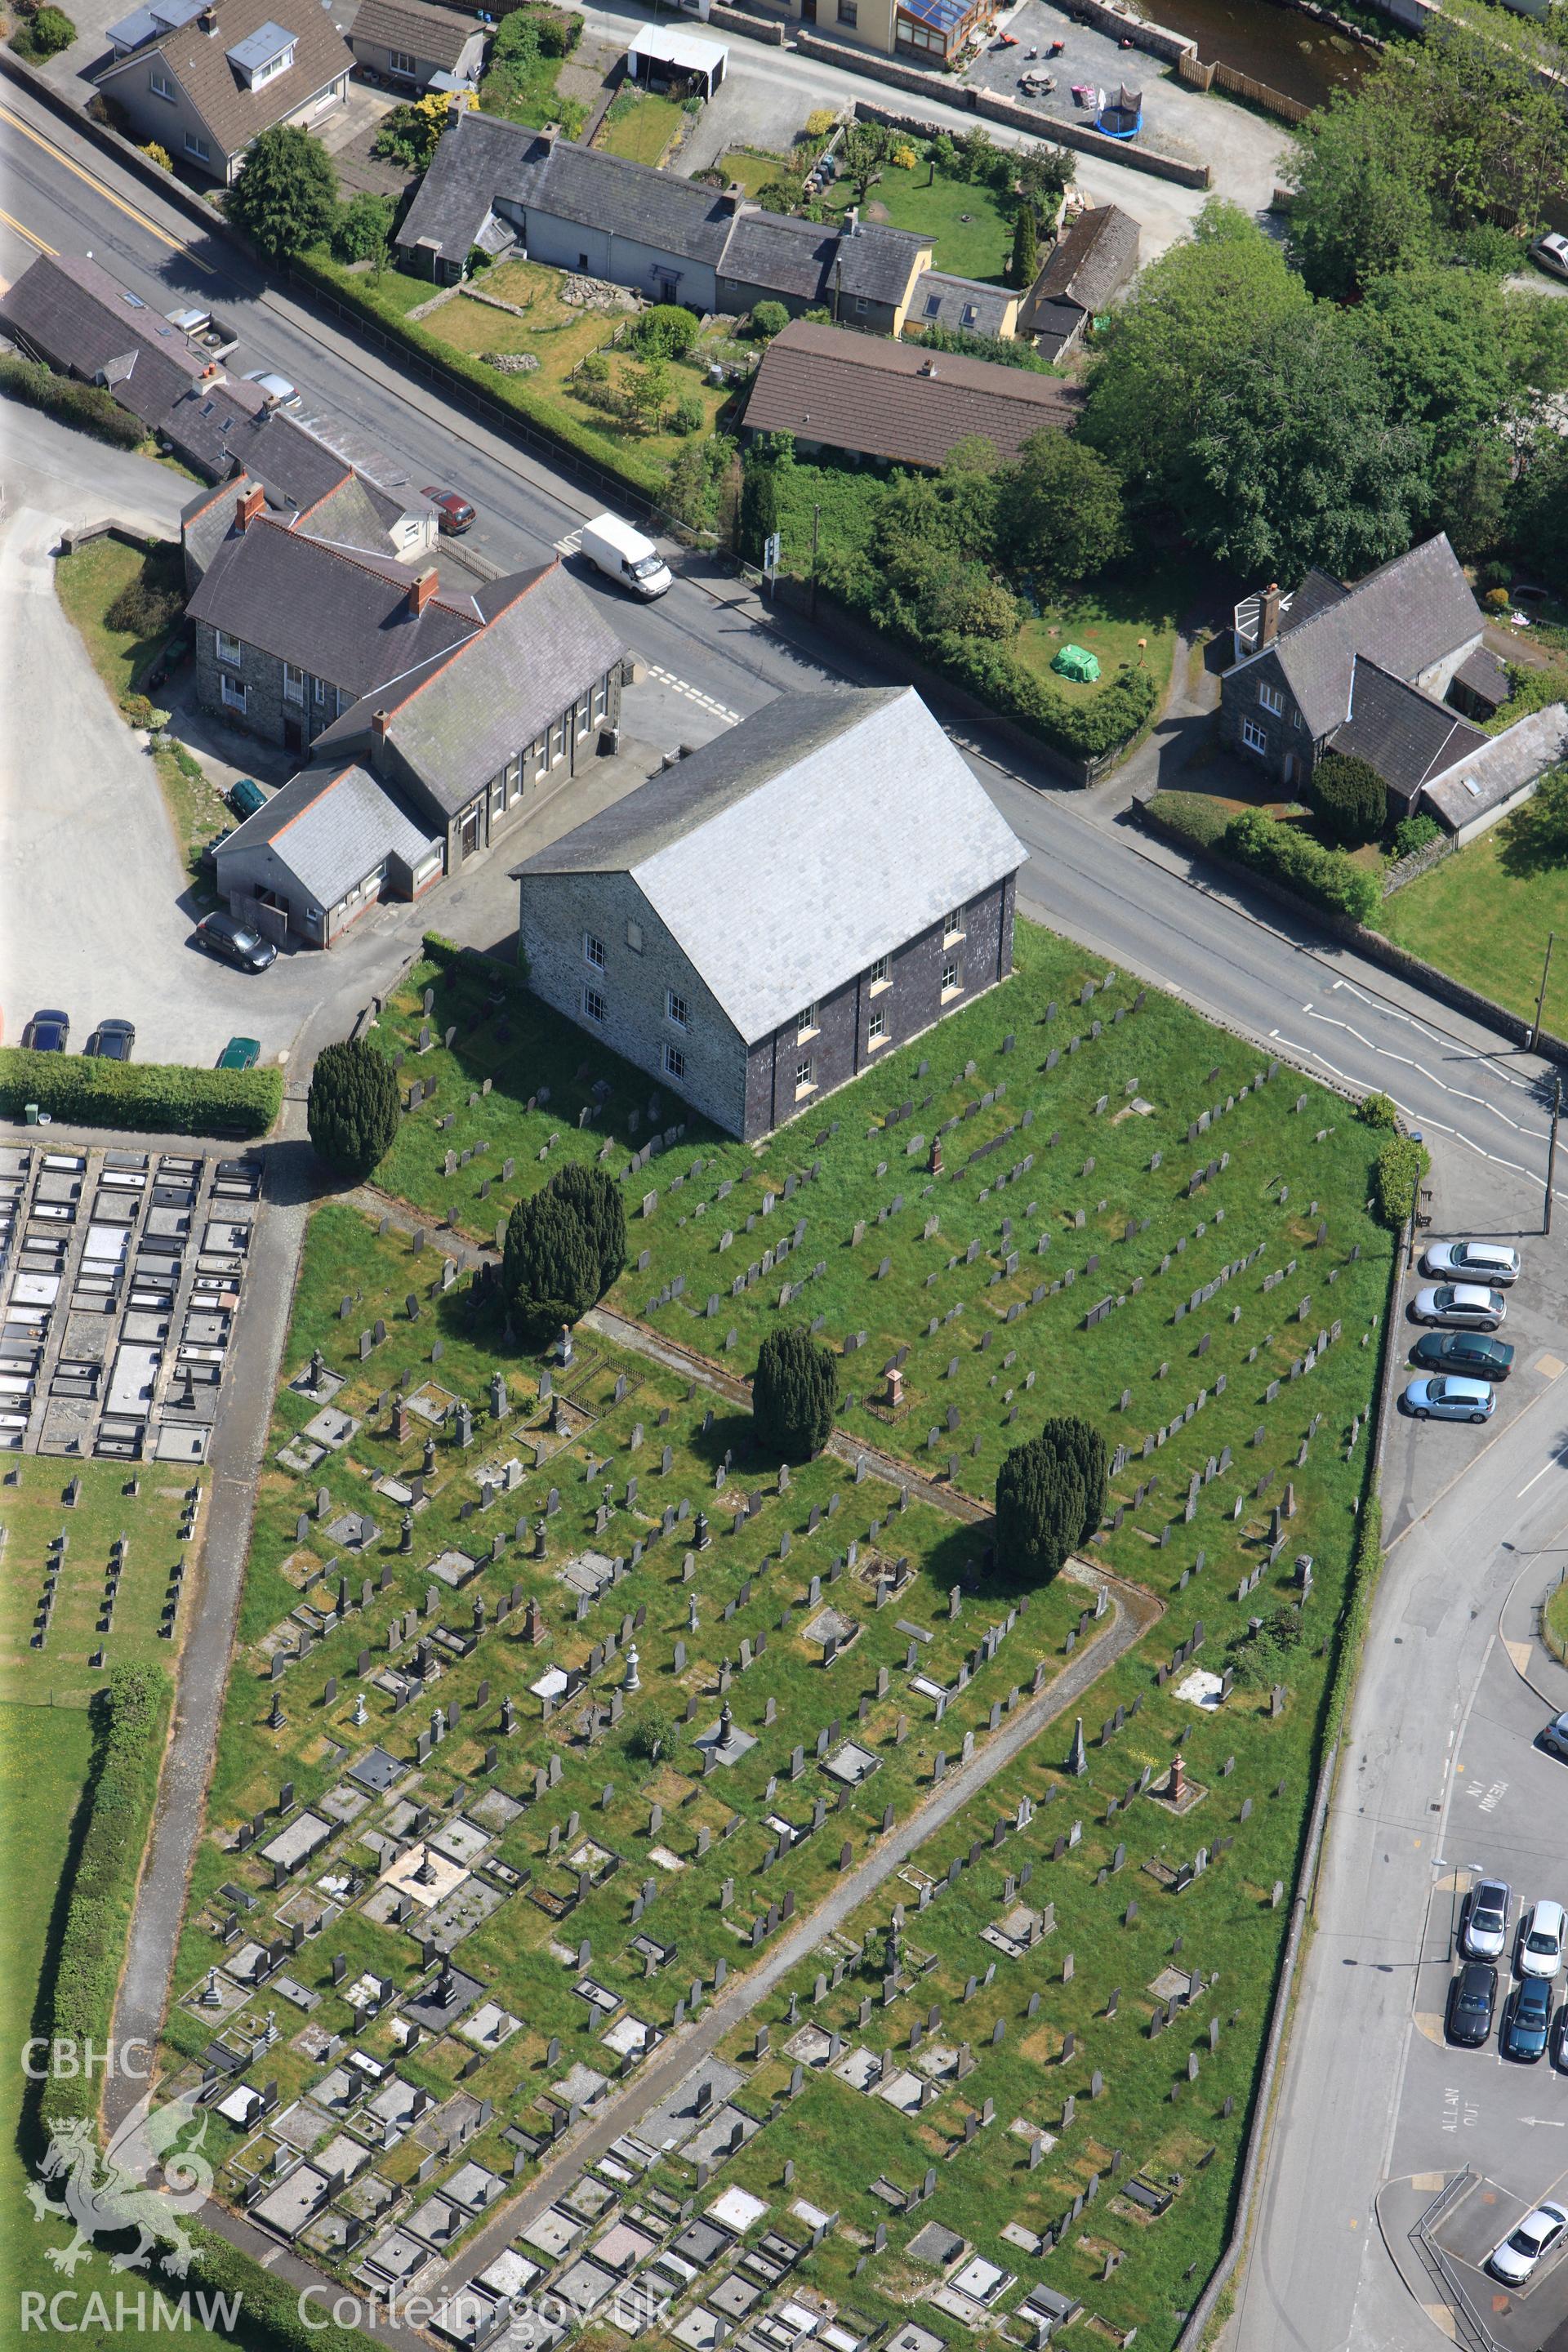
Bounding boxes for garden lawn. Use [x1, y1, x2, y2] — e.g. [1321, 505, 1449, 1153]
[1377, 827, 1568, 1033]
[822, 149, 1013, 282]
[715, 147, 792, 196]
[1013, 560, 1192, 715]
[595, 85, 684, 165]
[478, 47, 586, 137]
[0, 1459, 207, 1706]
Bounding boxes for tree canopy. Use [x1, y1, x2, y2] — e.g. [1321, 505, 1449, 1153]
[229, 124, 338, 261]
[1310, 750, 1388, 848]
[998, 430, 1126, 592]
[752, 1325, 838, 1461]
[306, 1040, 399, 1181]
[995, 1416, 1107, 1586]
[501, 1163, 626, 1339]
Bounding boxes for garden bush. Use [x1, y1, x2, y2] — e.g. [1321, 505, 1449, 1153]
[502, 1162, 626, 1337]
[1145, 791, 1232, 849]
[752, 1325, 838, 1460]
[24, 5, 76, 55]
[307, 1037, 400, 1180]
[1374, 1129, 1430, 1226]
[635, 303, 700, 359]
[995, 1415, 1107, 1586]
[1356, 1089, 1398, 1129]
[105, 559, 185, 640]
[0, 354, 141, 449]
[1222, 808, 1382, 925]
[0, 1049, 280, 1137]
[1309, 750, 1387, 848]
[1391, 812, 1442, 860]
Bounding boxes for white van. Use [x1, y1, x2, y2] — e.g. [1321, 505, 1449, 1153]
[581, 512, 673, 599]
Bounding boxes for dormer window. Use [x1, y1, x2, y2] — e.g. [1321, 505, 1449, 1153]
[225, 21, 296, 87]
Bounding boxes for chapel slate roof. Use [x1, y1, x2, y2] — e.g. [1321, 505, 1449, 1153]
[1327, 658, 1487, 807]
[0, 252, 205, 426]
[743, 318, 1080, 468]
[349, 0, 478, 69]
[186, 512, 479, 694]
[96, 0, 353, 158]
[515, 688, 1026, 1045]
[1257, 535, 1483, 741]
[1422, 702, 1568, 831]
[215, 761, 438, 902]
[1277, 568, 1347, 636]
[318, 559, 626, 818]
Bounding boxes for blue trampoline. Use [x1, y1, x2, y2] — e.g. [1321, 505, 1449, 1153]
[1096, 82, 1143, 137]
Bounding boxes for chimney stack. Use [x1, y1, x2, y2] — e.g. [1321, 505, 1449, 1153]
[235, 484, 265, 532]
[372, 710, 390, 743]
[408, 569, 437, 617]
[1258, 582, 1281, 647]
[199, 6, 218, 30]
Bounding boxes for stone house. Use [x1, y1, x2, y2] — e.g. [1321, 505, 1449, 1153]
[1218, 535, 1499, 810]
[743, 318, 1081, 468]
[212, 761, 444, 948]
[93, 0, 352, 183]
[514, 688, 1025, 1140]
[1019, 203, 1141, 363]
[346, 0, 485, 92]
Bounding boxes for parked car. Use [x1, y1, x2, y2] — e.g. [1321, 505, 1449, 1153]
[23, 1009, 69, 1052]
[1410, 1330, 1514, 1380]
[1530, 231, 1568, 282]
[580, 512, 673, 599]
[1503, 1976, 1553, 2063]
[84, 1018, 135, 1062]
[227, 777, 267, 820]
[1403, 1375, 1494, 1423]
[216, 1036, 261, 1071]
[1520, 1900, 1566, 1980]
[1487, 2203, 1568, 2284]
[1460, 1878, 1512, 1962]
[194, 913, 277, 973]
[1413, 1284, 1507, 1330]
[1422, 1240, 1521, 1286]
[1447, 1958, 1497, 2047]
[422, 487, 475, 535]
[243, 368, 301, 411]
[1541, 1711, 1568, 1764]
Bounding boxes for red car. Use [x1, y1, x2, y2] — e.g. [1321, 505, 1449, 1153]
[422, 487, 476, 535]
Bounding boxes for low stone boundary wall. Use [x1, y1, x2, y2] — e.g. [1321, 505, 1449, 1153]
[710, 2, 787, 41]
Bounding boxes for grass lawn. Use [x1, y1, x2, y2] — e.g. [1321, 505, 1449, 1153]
[157, 918, 1392, 2338]
[1545, 1575, 1568, 1663]
[715, 146, 791, 197]
[1378, 826, 1568, 1032]
[350, 260, 440, 316]
[478, 48, 586, 138]
[770, 453, 889, 577]
[54, 536, 232, 875]
[822, 149, 1013, 283]
[425, 261, 730, 467]
[595, 84, 684, 166]
[0, 1460, 203, 1708]
[1015, 563, 1192, 711]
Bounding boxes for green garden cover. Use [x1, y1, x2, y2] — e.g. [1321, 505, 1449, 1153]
[1052, 644, 1101, 682]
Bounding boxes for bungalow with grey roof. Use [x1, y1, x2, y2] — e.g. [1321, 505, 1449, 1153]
[514, 687, 1025, 1139]
[347, 0, 485, 92]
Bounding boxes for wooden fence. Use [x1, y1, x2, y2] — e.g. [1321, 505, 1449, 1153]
[1177, 49, 1312, 122]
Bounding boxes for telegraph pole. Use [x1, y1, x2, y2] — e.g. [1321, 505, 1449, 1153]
[809, 502, 821, 625]
[1548, 1077, 1561, 1236]
[1533, 931, 1557, 1053]
[1406, 1129, 1423, 1273]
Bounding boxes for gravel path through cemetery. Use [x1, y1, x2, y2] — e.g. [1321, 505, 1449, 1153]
[423, 1563, 1162, 2301]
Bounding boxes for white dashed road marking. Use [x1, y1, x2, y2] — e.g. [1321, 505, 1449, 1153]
[647, 665, 739, 725]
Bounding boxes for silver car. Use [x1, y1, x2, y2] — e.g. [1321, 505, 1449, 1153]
[1404, 1375, 1494, 1422]
[1414, 1283, 1507, 1330]
[1530, 232, 1568, 282]
[1488, 2202, 1568, 2284]
[1422, 1240, 1521, 1286]
[1461, 1878, 1511, 1961]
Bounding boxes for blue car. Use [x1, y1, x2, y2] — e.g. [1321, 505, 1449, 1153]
[1405, 1375, 1494, 1423]
[1504, 1976, 1552, 2063]
[23, 1008, 69, 1052]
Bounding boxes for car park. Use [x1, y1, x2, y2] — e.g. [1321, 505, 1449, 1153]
[216, 1036, 260, 1071]
[422, 488, 475, 535]
[1447, 1958, 1498, 2047]
[1409, 1330, 1514, 1380]
[1503, 1976, 1553, 2063]
[84, 1018, 135, 1061]
[22, 1009, 69, 1051]
[194, 913, 277, 973]
[1413, 1283, 1507, 1330]
[1422, 1240, 1521, 1285]
[1402, 1375, 1494, 1423]
[1487, 2203, 1568, 2285]
[1520, 1900, 1566, 1980]
[1460, 1878, 1512, 1962]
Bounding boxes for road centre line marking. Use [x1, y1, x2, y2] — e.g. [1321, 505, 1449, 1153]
[0, 205, 53, 255]
[1517, 1461, 1557, 1499]
[0, 103, 214, 272]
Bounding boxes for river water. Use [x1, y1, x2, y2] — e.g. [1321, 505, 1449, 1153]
[1132, 0, 1373, 105]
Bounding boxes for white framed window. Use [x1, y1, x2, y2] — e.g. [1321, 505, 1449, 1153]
[489, 776, 506, 817]
[1241, 717, 1269, 756]
[666, 990, 688, 1029]
[924, 293, 941, 318]
[505, 755, 522, 804]
[149, 66, 174, 98]
[626, 919, 644, 954]
[551, 718, 567, 762]
[943, 906, 964, 942]
[582, 984, 607, 1025]
[795, 1054, 815, 1098]
[574, 699, 590, 739]
[283, 663, 305, 704]
[216, 629, 242, 667]
[1258, 679, 1284, 715]
[184, 130, 210, 161]
[220, 675, 247, 712]
[839, 0, 858, 21]
[796, 1002, 818, 1043]
[530, 733, 548, 780]
[662, 1042, 686, 1080]
[584, 933, 606, 970]
[854, 295, 868, 314]
[868, 952, 890, 991]
[592, 679, 608, 720]
[389, 47, 416, 73]
[942, 956, 962, 997]
[868, 1007, 888, 1046]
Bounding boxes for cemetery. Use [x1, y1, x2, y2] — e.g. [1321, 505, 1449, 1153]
[155, 915, 1394, 2349]
[0, 1456, 200, 1703]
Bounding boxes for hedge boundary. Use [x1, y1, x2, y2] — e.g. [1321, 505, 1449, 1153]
[0, 1049, 282, 1138]
[1, 351, 144, 448]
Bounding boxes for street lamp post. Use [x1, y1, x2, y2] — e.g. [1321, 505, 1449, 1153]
[1532, 930, 1556, 1054]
